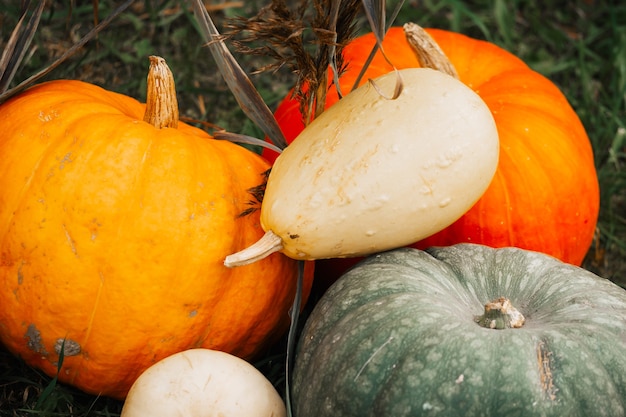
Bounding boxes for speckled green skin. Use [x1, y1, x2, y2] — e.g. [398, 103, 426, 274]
[293, 244, 626, 417]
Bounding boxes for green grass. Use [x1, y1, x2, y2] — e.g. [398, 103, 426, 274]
[0, 0, 625, 415]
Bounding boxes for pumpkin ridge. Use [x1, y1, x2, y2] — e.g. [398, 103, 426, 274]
[0, 112, 75, 247]
[114, 124, 156, 241]
[69, 269, 105, 386]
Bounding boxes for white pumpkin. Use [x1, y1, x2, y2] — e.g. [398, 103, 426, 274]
[120, 349, 286, 417]
[225, 68, 499, 266]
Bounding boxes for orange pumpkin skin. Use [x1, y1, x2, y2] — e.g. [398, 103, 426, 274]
[0, 80, 313, 399]
[267, 27, 599, 268]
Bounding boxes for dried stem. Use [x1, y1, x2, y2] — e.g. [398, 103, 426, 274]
[403, 22, 459, 79]
[143, 56, 179, 129]
[475, 297, 525, 330]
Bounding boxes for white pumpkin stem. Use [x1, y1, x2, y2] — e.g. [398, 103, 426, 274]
[475, 297, 525, 329]
[224, 230, 284, 267]
[144, 56, 179, 129]
[403, 23, 459, 79]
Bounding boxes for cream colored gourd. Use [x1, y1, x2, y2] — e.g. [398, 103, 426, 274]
[225, 68, 499, 266]
[120, 349, 286, 417]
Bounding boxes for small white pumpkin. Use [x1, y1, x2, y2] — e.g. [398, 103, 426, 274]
[226, 68, 499, 266]
[120, 349, 286, 417]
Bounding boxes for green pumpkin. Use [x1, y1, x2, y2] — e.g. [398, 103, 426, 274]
[293, 244, 626, 417]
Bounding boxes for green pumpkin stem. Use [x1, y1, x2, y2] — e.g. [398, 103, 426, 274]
[144, 56, 179, 129]
[403, 23, 459, 80]
[475, 297, 525, 330]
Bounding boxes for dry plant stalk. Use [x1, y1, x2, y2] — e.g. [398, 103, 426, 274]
[223, 0, 362, 126]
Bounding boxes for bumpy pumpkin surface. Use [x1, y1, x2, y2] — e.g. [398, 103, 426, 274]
[293, 244, 626, 417]
[267, 27, 599, 267]
[0, 77, 312, 399]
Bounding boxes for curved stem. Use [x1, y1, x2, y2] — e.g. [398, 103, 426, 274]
[143, 56, 179, 129]
[224, 230, 284, 267]
[403, 23, 459, 79]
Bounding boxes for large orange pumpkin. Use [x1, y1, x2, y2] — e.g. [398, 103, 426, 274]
[265, 26, 599, 275]
[0, 57, 313, 399]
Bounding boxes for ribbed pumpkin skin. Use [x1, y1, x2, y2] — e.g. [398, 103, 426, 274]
[0, 80, 313, 399]
[293, 245, 626, 417]
[268, 28, 599, 267]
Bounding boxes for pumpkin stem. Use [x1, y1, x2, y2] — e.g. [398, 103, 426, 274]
[475, 297, 525, 329]
[403, 23, 459, 79]
[143, 56, 179, 129]
[224, 230, 283, 267]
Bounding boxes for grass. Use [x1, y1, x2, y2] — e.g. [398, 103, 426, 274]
[0, 0, 625, 415]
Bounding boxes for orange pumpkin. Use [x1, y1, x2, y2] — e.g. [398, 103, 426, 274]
[0, 57, 313, 399]
[266, 27, 599, 273]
